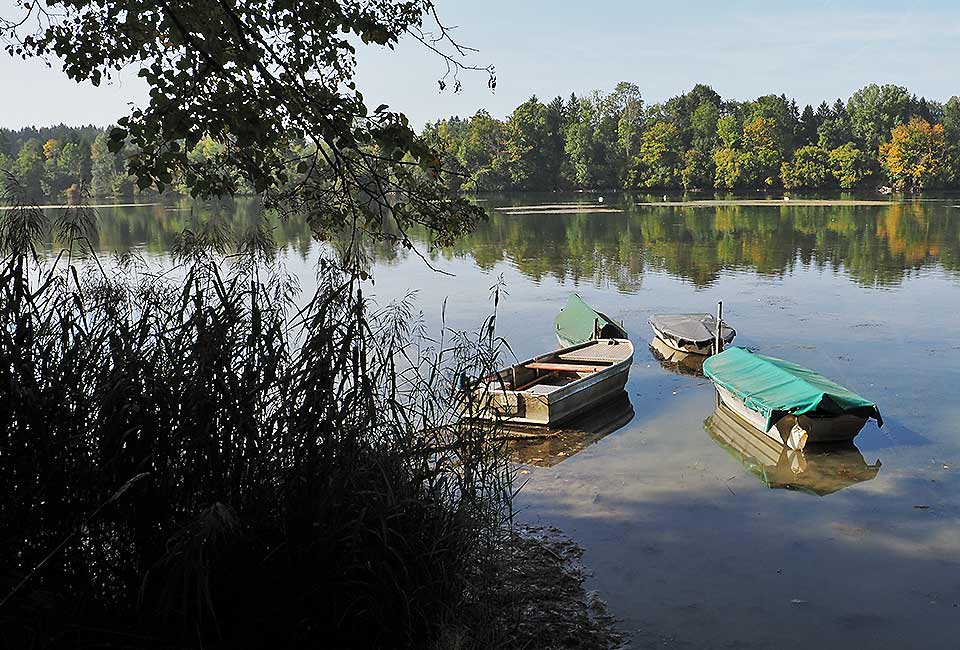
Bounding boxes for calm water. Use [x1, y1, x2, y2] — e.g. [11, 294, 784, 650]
[52, 194, 960, 649]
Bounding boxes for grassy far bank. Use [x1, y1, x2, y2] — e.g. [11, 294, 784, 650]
[0, 179, 623, 649]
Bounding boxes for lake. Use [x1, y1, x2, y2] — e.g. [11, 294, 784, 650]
[50, 194, 960, 649]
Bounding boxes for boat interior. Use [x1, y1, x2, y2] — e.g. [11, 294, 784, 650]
[488, 340, 631, 395]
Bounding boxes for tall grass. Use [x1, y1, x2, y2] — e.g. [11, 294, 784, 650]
[0, 177, 513, 649]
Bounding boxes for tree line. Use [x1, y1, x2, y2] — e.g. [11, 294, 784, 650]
[423, 83, 960, 193]
[5, 82, 960, 201]
[0, 125, 264, 200]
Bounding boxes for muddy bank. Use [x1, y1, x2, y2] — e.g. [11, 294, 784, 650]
[453, 525, 622, 650]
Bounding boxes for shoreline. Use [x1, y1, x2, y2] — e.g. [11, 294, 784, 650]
[0, 202, 162, 210]
[635, 198, 902, 207]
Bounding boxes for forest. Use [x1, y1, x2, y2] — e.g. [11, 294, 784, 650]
[423, 82, 960, 193]
[4, 82, 959, 201]
[0, 124, 258, 200]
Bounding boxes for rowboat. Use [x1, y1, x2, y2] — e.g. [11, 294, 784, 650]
[649, 313, 735, 355]
[466, 338, 634, 426]
[554, 293, 627, 348]
[702, 347, 883, 450]
[704, 403, 881, 496]
[506, 393, 635, 467]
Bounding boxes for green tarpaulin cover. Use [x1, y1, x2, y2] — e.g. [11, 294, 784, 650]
[554, 294, 627, 347]
[702, 347, 883, 431]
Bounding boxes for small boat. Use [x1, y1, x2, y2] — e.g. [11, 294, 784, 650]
[506, 393, 635, 467]
[649, 313, 735, 356]
[704, 403, 881, 496]
[466, 338, 634, 426]
[702, 347, 883, 450]
[554, 293, 627, 348]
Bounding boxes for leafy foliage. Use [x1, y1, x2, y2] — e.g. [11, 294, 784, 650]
[629, 121, 682, 189]
[423, 83, 960, 193]
[2, 0, 490, 247]
[829, 143, 873, 190]
[782, 145, 832, 189]
[880, 117, 948, 191]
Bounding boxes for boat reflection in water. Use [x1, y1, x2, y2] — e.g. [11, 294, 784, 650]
[704, 403, 881, 496]
[505, 393, 635, 468]
[648, 337, 705, 376]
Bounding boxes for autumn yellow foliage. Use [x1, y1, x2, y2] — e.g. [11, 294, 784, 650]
[879, 117, 947, 191]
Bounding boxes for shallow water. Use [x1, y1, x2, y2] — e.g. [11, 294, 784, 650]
[50, 194, 960, 648]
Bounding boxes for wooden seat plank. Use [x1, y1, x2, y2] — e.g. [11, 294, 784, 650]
[525, 362, 609, 373]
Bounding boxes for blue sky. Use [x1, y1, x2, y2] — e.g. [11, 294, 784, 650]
[2, 0, 959, 128]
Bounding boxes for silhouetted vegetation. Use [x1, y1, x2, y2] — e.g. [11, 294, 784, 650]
[0, 174, 527, 648]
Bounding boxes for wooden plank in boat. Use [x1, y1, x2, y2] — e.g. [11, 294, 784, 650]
[525, 362, 609, 373]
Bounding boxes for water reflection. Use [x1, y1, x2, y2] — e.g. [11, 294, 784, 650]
[705, 403, 881, 496]
[648, 337, 706, 376]
[507, 393, 634, 467]
[43, 194, 960, 291]
[440, 198, 960, 289]
[42, 198, 316, 258]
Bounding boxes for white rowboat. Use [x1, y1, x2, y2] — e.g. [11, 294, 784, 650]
[466, 339, 634, 426]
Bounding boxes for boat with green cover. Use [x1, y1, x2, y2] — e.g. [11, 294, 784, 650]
[554, 294, 627, 348]
[702, 347, 882, 450]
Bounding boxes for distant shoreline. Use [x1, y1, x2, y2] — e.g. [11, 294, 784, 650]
[635, 199, 899, 207]
[0, 202, 161, 210]
[495, 198, 908, 213]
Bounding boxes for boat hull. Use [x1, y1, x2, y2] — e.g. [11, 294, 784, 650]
[715, 385, 868, 451]
[651, 324, 715, 355]
[473, 339, 634, 426]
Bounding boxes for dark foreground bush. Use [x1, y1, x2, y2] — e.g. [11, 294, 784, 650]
[0, 189, 513, 649]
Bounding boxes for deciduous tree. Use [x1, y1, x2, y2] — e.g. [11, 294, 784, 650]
[828, 143, 873, 190]
[630, 121, 682, 189]
[848, 84, 912, 153]
[740, 117, 781, 187]
[880, 117, 948, 191]
[781, 145, 831, 189]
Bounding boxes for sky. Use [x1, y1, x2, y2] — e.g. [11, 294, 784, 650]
[1, 0, 959, 129]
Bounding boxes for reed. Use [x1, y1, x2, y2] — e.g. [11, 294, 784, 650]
[0, 178, 514, 649]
